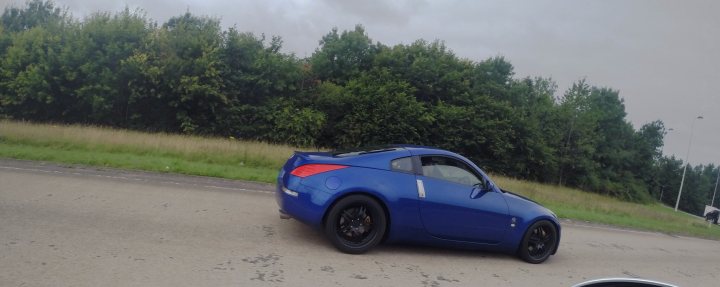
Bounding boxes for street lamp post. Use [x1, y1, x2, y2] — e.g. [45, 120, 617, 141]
[675, 116, 704, 212]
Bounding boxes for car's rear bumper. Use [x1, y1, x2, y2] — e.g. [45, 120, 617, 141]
[278, 208, 291, 219]
[275, 182, 331, 229]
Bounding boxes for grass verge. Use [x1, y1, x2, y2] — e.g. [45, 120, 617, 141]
[1, 120, 719, 239]
[0, 120, 297, 183]
[494, 177, 720, 239]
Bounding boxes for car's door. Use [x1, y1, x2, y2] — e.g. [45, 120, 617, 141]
[416, 155, 510, 244]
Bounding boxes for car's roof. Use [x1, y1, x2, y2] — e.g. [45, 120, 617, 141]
[320, 144, 482, 174]
[332, 144, 457, 158]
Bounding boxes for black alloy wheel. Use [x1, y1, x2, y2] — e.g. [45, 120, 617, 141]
[324, 195, 386, 254]
[518, 220, 558, 264]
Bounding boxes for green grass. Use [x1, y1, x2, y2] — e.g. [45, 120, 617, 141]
[0, 142, 279, 182]
[494, 177, 720, 239]
[0, 120, 298, 183]
[1, 120, 719, 240]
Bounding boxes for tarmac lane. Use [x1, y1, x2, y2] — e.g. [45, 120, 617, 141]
[1, 159, 719, 287]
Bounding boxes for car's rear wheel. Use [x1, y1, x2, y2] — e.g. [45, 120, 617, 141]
[518, 220, 558, 264]
[324, 195, 386, 254]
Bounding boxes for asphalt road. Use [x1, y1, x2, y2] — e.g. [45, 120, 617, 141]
[1, 159, 719, 287]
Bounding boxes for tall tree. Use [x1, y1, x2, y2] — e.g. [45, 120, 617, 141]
[0, 25, 67, 121]
[556, 79, 600, 188]
[374, 40, 474, 104]
[126, 13, 225, 133]
[61, 9, 152, 125]
[325, 68, 431, 147]
[216, 29, 302, 139]
[310, 25, 376, 84]
[503, 77, 561, 180]
[1, 0, 66, 32]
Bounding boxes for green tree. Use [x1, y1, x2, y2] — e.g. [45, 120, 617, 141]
[0, 24, 11, 53]
[0, 26, 66, 120]
[427, 98, 515, 172]
[126, 13, 225, 133]
[637, 121, 666, 198]
[472, 56, 515, 103]
[314, 68, 431, 147]
[216, 29, 302, 139]
[503, 77, 561, 180]
[374, 40, 474, 104]
[1, 0, 66, 32]
[221, 29, 301, 106]
[310, 25, 377, 84]
[269, 105, 326, 147]
[60, 9, 152, 125]
[655, 156, 683, 205]
[556, 80, 600, 188]
[0, 0, 72, 121]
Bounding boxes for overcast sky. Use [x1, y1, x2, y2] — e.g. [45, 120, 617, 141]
[2, 0, 719, 167]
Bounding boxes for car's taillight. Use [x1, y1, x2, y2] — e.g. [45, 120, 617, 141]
[290, 164, 349, 178]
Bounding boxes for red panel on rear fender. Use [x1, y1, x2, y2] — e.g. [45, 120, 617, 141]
[290, 164, 349, 178]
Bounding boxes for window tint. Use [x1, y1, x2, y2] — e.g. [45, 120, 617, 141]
[391, 157, 414, 173]
[421, 156, 481, 186]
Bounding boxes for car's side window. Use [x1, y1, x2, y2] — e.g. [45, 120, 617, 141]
[390, 157, 414, 173]
[421, 156, 482, 186]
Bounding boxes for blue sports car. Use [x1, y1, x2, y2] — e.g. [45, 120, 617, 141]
[276, 145, 560, 263]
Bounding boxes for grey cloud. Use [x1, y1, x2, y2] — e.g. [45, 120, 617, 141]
[320, 0, 427, 26]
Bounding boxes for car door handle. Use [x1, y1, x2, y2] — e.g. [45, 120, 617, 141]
[416, 179, 426, 199]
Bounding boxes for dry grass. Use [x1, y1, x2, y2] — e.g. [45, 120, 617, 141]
[0, 120, 298, 168]
[495, 176, 639, 215]
[494, 176, 720, 238]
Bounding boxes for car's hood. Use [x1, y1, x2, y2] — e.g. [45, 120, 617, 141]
[500, 188, 540, 205]
[501, 189, 557, 220]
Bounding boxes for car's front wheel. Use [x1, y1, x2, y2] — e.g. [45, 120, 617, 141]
[324, 194, 386, 254]
[518, 220, 558, 264]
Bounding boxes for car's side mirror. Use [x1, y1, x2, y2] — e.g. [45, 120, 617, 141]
[470, 185, 482, 199]
[470, 180, 494, 199]
[484, 179, 494, 192]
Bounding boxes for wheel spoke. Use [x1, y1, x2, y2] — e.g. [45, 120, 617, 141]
[331, 200, 384, 246]
[539, 228, 549, 239]
[525, 224, 556, 260]
[327, 196, 386, 253]
[528, 235, 542, 244]
[357, 206, 366, 219]
[341, 209, 354, 222]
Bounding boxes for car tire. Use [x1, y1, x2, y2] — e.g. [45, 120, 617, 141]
[324, 194, 387, 254]
[518, 220, 558, 264]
